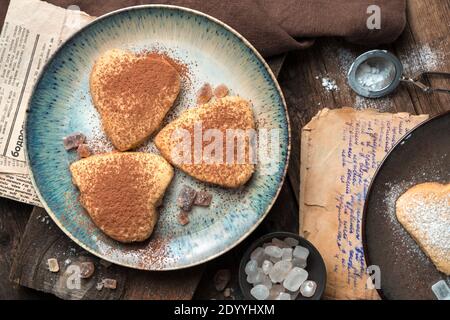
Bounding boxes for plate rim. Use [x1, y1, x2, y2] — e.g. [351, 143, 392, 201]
[362, 110, 450, 299]
[24, 4, 291, 270]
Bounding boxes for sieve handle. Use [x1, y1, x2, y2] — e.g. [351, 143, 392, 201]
[401, 72, 450, 94]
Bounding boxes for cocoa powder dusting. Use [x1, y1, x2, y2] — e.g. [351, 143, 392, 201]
[80, 157, 156, 242]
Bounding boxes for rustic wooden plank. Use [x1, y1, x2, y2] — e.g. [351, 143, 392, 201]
[10, 207, 203, 300]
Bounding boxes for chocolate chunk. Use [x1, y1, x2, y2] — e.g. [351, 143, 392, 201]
[178, 211, 190, 226]
[47, 258, 59, 273]
[79, 262, 95, 279]
[102, 278, 117, 289]
[196, 83, 213, 105]
[77, 144, 91, 158]
[177, 185, 197, 212]
[63, 132, 86, 150]
[214, 84, 229, 98]
[194, 191, 212, 207]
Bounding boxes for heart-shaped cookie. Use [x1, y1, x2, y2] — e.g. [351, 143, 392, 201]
[396, 182, 450, 275]
[70, 152, 174, 243]
[154, 96, 255, 188]
[90, 49, 180, 151]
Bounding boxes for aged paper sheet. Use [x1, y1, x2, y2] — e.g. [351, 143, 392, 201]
[299, 108, 428, 300]
[0, 0, 94, 205]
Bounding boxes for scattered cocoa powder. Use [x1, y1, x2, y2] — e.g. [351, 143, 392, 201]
[99, 259, 112, 268]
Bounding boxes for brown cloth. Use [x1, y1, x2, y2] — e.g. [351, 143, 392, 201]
[1, 0, 406, 57]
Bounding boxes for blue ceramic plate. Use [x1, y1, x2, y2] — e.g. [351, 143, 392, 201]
[25, 5, 290, 270]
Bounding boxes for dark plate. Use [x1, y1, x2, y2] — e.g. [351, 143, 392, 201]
[239, 232, 327, 300]
[363, 111, 450, 300]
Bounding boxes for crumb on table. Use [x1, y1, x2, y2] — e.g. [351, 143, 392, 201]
[77, 144, 92, 158]
[80, 261, 95, 279]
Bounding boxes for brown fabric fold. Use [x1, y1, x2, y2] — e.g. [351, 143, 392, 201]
[2, 0, 407, 57]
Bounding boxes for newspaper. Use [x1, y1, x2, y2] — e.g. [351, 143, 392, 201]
[299, 108, 428, 299]
[0, 0, 94, 206]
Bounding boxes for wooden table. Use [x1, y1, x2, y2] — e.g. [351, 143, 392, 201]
[1, 0, 449, 299]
